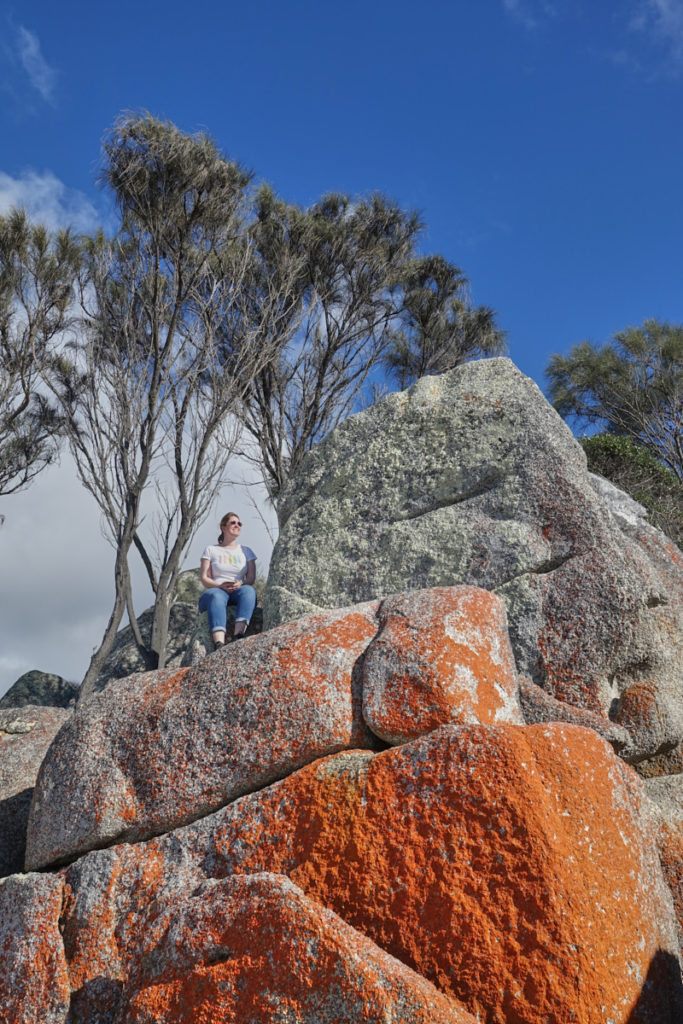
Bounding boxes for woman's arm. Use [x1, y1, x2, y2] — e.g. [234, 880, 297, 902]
[244, 559, 256, 585]
[200, 557, 218, 589]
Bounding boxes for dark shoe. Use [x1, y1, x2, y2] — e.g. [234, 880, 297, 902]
[212, 640, 226, 652]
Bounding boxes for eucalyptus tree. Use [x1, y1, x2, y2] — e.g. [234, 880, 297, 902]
[240, 188, 422, 510]
[546, 319, 683, 480]
[60, 115, 301, 698]
[0, 209, 79, 504]
[381, 254, 506, 390]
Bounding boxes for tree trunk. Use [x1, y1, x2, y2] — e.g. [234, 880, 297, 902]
[77, 547, 133, 702]
[150, 584, 175, 670]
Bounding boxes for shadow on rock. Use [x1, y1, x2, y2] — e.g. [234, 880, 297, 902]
[626, 949, 683, 1023]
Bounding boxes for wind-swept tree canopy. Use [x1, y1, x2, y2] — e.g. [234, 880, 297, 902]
[0, 209, 80, 502]
[381, 254, 506, 391]
[6, 111, 506, 685]
[240, 192, 503, 510]
[55, 114, 298, 696]
[546, 319, 683, 480]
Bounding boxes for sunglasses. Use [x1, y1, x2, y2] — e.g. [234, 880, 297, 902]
[227, 520, 242, 527]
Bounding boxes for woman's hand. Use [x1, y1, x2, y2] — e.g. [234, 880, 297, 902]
[222, 580, 241, 592]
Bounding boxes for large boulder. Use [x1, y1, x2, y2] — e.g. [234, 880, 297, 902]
[264, 358, 683, 770]
[116, 873, 474, 1023]
[26, 603, 381, 868]
[26, 588, 525, 870]
[0, 671, 78, 709]
[8, 723, 681, 1024]
[190, 724, 682, 1024]
[0, 705, 71, 877]
[362, 586, 522, 743]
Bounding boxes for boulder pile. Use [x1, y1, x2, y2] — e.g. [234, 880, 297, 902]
[1, 359, 682, 1023]
[265, 358, 683, 775]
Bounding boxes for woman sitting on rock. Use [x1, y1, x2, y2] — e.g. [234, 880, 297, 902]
[198, 512, 257, 650]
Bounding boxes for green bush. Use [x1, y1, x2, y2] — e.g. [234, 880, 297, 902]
[581, 434, 682, 549]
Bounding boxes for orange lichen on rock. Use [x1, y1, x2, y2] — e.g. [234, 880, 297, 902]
[657, 822, 683, 944]
[0, 872, 71, 1024]
[25, 604, 380, 871]
[206, 724, 682, 1024]
[362, 587, 522, 743]
[116, 873, 475, 1023]
[643, 776, 683, 959]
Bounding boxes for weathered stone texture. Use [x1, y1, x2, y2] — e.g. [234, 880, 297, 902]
[362, 586, 522, 743]
[518, 675, 630, 751]
[116, 873, 474, 1023]
[26, 604, 380, 869]
[0, 873, 70, 1024]
[0, 704, 70, 877]
[645, 774, 683, 955]
[19, 723, 679, 1024]
[193, 724, 681, 1024]
[264, 358, 683, 767]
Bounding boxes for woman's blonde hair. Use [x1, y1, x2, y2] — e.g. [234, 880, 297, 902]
[218, 512, 240, 543]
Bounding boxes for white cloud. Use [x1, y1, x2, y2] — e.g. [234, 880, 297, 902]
[503, 0, 537, 29]
[0, 454, 276, 699]
[630, 0, 683, 64]
[16, 26, 56, 103]
[502, 0, 558, 30]
[0, 169, 100, 233]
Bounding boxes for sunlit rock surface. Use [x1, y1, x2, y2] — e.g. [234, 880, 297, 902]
[265, 358, 683, 768]
[6, 723, 682, 1024]
[26, 603, 380, 869]
[362, 586, 522, 743]
[116, 873, 475, 1024]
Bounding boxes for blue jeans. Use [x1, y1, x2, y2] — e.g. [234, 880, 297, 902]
[198, 585, 257, 634]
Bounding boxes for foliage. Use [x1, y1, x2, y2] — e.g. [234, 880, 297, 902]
[54, 114, 294, 695]
[381, 254, 506, 390]
[547, 319, 683, 480]
[4, 111, 505, 681]
[581, 433, 683, 549]
[0, 209, 80, 500]
[241, 190, 502, 510]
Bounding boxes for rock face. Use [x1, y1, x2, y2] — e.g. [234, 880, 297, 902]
[0, 671, 77, 709]
[25, 589, 526, 871]
[362, 587, 522, 743]
[0, 873, 71, 1024]
[0, 705, 70, 877]
[645, 774, 683, 954]
[3, 361, 683, 1024]
[192, 725, 681, 1024]
[117, 873, 472, 1024]
[26, 603, 381, 869]
[264, 358, 683, 770]
[7, 723, 682, 1024]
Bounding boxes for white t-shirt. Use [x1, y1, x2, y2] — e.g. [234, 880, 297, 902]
[201, 544, 257, 585]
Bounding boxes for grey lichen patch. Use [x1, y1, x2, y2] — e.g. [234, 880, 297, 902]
[264, 357, 683, 767]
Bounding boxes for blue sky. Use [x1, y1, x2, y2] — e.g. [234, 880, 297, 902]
[1, 0, 682, 692]
[2, 0, 682, 386]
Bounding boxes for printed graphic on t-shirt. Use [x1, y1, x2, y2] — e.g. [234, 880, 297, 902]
[216, 550, 244, 567]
